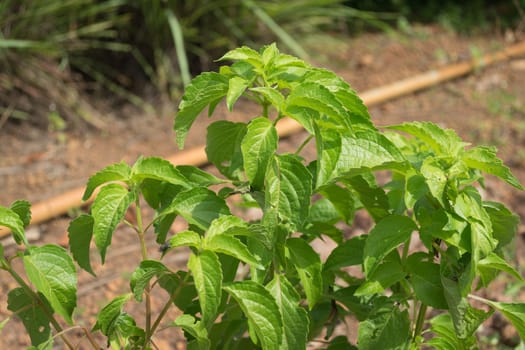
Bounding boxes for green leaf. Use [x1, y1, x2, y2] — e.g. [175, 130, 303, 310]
[162, 187, 231, 230]
[477, 252, 523, 287]
[326, 336, 357, 350]
[441, 275, 492, 338]
[344, 174, 390, 221]
[241, 117, 278, 189]
[130, 260, 169, 302]
[250, 87, 285, 109]
[175, 72, 229, 148]
[357, 300, 410, 350]
[387, 121, 467, 157]
[484, 201, 520, 248]
[188, 250, 222, 327]
[316, 128, 404, 188]
[425, 314, 477, 350]
[406, 254, 447, 309]
[24, 245, 77, 324]
[318, 183, 356, 224]
[265, 154, 312, 230]
[206, 120, 247, 180]
[91, 184, 135, 263]
[420, 157, 447, 205]
[169, 230, 202, 249]
[267, 275, 309, 350]
[286, 238, 322, 308]
[173, 315, 210, 350]
[67, 214, 95, 276]
[83, 161, 131, 200]
[7, 288, 52, 347]
[131, 156, 188, 187]
[227, 76, 249, 111]
[332, 287, 372, 321]
[0, 205, 26, 245]
[285, 82, 352, 132]
[93, 294, 131, 335]
[206, 215, 249, 239]
[205, 234, 261, 268]
[177, 165, 225, 187]
[404, 171, 429, 209]
[355, 254, 405, 296]
[363, 215, 417, 276]
[10, 200, 31, 228]
[480, 301, 525, 340]
[223, 281, 282, 350]
[462, 146, 523, 190]
[218, 46, 262, 68]
[324, 235, 366, 272]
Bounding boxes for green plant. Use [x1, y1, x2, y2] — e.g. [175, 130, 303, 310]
[1, 44, 525, 349]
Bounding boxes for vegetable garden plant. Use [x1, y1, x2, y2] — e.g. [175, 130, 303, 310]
[1, 44, 525, 349]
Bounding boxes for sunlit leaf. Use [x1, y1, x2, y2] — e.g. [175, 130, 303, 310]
[83, 161, 131, 200]
[286, 238, 322, 308]
[206, 120, 247, 180]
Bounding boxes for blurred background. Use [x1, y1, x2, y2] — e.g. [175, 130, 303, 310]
[1, 2, 525, 348]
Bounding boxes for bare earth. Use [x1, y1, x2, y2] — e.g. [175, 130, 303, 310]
[1, 26, 525, 348]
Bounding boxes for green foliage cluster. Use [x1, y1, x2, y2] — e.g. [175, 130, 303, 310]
[1, 44, 525, 349]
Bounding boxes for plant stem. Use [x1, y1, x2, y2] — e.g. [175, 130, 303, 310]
[413, 302, 428, 341]
[134, 198, 152, 348]
[295, 134, 314, 155]
[150, 273, 190, 336]
[7, 265, 77, 350]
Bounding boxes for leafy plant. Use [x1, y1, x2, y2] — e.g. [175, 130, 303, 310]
[1, 44, 524, 349]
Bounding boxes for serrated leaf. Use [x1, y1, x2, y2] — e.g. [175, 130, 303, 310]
[131, 156, 188, 187]
[332, 286, 372, 321]
[205, 234, 262, 268]
[318, 183, 356, 224]
[357, 300, 410, 350]
[218, 46, 262, 68]
[83, 161, 131, 200]
[316, 128, 404, 188]
[177, 165, 225, 187]
[441, 275, 492, 338]
[206, 120, 247, 180]
[67, 214, 95, 276]
[173, 315, 210, 350]
[93, 294, 131, 335]
[223, 281, 282, 350]
[286, 82, 352, 132]
[404, 171, 429, 209]
[424, 314, 477, 350]
[206, 215, 248, 239]
[355, 255, 405, 296]
[169, 230, 202, 249]
[478, 252, 523, 287]
[24, 245, 77, 324]
[324, 235, 366, 272]
[189, 250, 222, 327]
[484, 201, 519, 248]
[267, 275, 309, 350]
[420, 157, 447, 205]
[162, 187, 231, 230]
[227, 76, 249, 111]
[286, 238, 322, 308]
[175, 72, 229, 148]
[387, 121, 467, 157]
[158, 271, 198, 313]
[265, 154, 312, 230]
[130, 260, 169, 302]
[363, 215, 417, 276]
[242, 117, 278, 189]
[10, 200, 31, 227]
[7, 287, 52, 347]
[480, 301, 525, 340]
[0, 205, 26, 245]
[91, 184, 135, 263]
[462, 146, 523, 190]
[406, 254, 447, 309]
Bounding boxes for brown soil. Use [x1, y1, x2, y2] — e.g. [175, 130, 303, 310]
[1, 25, 525, 349]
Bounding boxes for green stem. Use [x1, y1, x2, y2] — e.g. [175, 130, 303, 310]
[413, 302, 428, 341]
[134, 198, 152, 349]
[150, 273, 191, 336]
[7, 266, 77, 350]
[295, 134, 314, 156]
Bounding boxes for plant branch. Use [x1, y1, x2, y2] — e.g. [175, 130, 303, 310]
[295, 134, 314, 156]
[413, 302, 428, 341]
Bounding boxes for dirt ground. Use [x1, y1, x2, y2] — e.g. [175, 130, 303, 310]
[1, 25, 525, 349]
